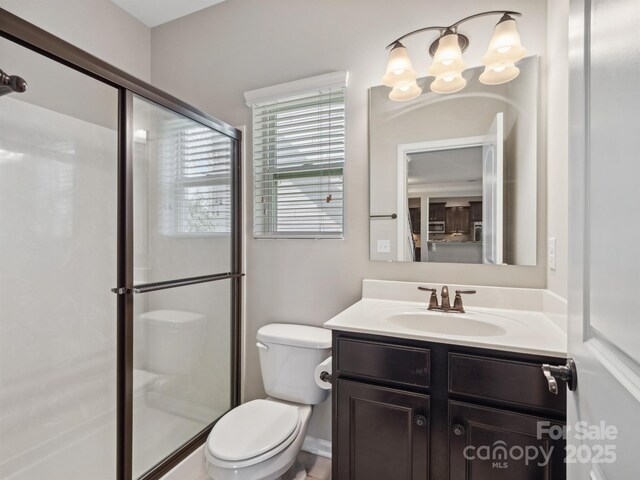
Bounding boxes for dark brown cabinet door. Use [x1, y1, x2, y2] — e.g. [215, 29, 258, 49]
[445, 208, 457, 233]
[429, 202, 446, 222]
[336, 379, 430, 480]
[469, 201, 483, 221]
[445, 207, 471, 233]
[449, 401, 565, 480]
[457, 208, 470, 233]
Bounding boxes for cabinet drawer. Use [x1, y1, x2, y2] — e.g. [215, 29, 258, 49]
[337, 338, 430, 387]
[448, 353, 566, 412]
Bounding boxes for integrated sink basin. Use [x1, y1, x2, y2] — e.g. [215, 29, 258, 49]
[386, 311, 507, 337]
[323, 280, 569, 357]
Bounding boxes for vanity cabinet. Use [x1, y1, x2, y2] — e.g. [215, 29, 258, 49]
[332, 331, 567, 480]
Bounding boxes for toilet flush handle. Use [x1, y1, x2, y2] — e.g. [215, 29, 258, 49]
[256, 341, 269, 351]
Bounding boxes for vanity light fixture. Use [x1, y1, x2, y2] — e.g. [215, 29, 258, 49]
[382, 10, 525, 100]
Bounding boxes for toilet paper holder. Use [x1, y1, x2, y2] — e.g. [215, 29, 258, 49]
[319, 371, 334, 384]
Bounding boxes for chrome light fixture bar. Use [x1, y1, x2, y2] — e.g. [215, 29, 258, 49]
[382, 10, 526, 100]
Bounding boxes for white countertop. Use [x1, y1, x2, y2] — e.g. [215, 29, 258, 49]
[324, 297, 567, 358]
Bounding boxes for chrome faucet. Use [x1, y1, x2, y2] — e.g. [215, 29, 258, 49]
[418, 286, 476, 313]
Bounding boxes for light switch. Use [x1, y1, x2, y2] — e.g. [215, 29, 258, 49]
[548, 237, 556, 271]
[377, 239, 391, 254]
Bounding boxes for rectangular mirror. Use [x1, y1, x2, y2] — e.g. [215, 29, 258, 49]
[369, 56, 538, 265]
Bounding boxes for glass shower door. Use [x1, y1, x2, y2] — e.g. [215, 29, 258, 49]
[0, 37, 119, 480]
[131, 95, 234, 477]
[1, 17, 240, 480]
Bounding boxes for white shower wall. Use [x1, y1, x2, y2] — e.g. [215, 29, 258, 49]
[0, 95, 119, 478]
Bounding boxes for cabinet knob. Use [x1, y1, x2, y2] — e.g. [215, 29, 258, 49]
[414, 414, 427, 427]
[452, 423, 465, 436]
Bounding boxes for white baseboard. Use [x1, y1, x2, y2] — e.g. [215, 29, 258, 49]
[302, 436, 332, 459]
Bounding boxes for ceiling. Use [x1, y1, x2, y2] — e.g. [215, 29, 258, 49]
[110, 0, 227, 27]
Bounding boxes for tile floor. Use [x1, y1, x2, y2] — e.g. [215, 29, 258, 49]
[298, 451, 331, 480]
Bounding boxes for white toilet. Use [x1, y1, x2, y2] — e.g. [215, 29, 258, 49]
[205, 323, 332, 480]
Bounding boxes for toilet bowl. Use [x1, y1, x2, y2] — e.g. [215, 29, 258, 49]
[205, 324, 331, 480]
[205, 399, 312, 480]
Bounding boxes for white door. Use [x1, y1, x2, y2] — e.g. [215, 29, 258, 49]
[567, 0, 640, 478]
[482, 112, 504, 264]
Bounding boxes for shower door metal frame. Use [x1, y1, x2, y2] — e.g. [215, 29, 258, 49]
[0, 9, 243, 480]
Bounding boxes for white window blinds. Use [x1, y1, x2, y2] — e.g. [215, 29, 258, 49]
[158, 119, 232, 235]
[246, 72, 347, 238]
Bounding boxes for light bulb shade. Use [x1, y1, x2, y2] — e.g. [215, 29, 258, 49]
[479, 63, 520, 85]
[430, 74, 467, 94]
[483, 18, 526, 65]
[382, 44, 417, 87]
[389, 81, 422, 101]
[428, 33, 466, 77]
[427, 59, 466, 78]
[433, 34, 464, 64]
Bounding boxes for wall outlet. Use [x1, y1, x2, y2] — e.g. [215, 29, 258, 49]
[548, 237, 556, 271]
[377, 239, 391, 254]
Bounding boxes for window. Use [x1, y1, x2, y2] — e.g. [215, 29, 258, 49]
[246, 72, 347, 238]
[158, 118, 232, 236]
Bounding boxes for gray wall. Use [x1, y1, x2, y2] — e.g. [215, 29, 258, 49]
[504, 57, 539, 266]
[545, 0, 569, 299]
[1, 0, 151, 82]
[150, 0, 557, 442]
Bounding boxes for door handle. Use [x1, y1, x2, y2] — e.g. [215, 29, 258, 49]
[542, 365, 558, 394]
[542, 358, 577, 394]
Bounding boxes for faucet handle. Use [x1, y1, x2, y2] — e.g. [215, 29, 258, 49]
[418, 287, 437, 292]
[417, 287, 439, 309]
[452, 290, 476, 313]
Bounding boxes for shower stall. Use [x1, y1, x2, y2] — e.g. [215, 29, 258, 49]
[0, 9, 242, 480]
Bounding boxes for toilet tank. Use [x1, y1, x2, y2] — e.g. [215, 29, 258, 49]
[256, 324, 332, 405]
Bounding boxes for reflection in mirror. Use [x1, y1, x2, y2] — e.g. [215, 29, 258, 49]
[369, 56, 538, 265]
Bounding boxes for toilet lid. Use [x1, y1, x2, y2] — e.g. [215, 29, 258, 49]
[208, 400, 300, 462]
